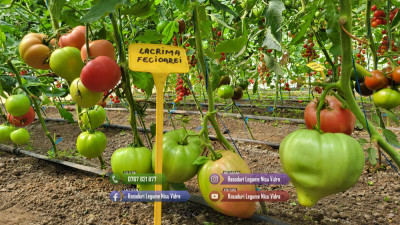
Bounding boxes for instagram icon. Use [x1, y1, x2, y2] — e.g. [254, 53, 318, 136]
[209, 173, 220, 184]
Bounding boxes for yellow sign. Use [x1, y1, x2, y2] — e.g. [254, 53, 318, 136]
[306, 62, 325, 71]
[306, 62, 325, 79]
[129, 43, 189, 74]
[129, 43, 189, 225]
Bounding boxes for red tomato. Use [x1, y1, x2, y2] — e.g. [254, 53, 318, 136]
[392, 66, 400, 83]
[80, 39, 116, 61]
[80, 56, 121, 92]
[59, 26, 86, 50]
[7, 106, 35, 127]
[304, 96, 356, 135]
[364, 70, 388, 90]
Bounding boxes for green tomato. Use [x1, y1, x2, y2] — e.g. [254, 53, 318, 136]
[70, 78, 103, 108]
[152, 129, 202, 183]
[279, 129, 365, 207]
[218, 85, 234, 99]
[198, 150, 256, 218]
[10, 128, 30, 145]
[6, 94, 31, 117]
[49, 47, 84, 82]
[0, 125, 16, 143]
[111, 147, 153, 178]
[373, 88, 400, 109]
[81, 105, 106, 130]
[240, 0, 257, 10]
[76, 131, 107, 158]
[156, 21, 169, 33]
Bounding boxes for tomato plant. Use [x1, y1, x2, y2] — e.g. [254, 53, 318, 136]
[49, 47, 85, 82]
[18, 33, 52, 70]
[364, 70, 388, 90]
[217, 85, 234, 99]
[197, 150, 256, 218]
[70, 78, 103, 108]
[7, 106, 35, 127]
[80, 56, 121, 92]
[81, 105, 106, 130]
[58, 25, 86, 50]
[152, 129, 202, 183]
[10, 128, 30, 145]
[373, 88, 400, 109]
[5, 94, 31, 117]
[279, 129, 364, 207]
[304, 95, 356, 135]
[80, 39, 116, 61]
[111, 147, 153, 178]
[76, 131, 107, 158]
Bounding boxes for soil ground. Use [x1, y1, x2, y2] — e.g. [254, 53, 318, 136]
[0, 105, 399, 225]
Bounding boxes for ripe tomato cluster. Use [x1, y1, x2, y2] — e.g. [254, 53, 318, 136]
[103, 91, 120, 104]
[174, 74, 191, 103]
[302, 37, 319, 60]
[370, 5, 398, 28]
[284, 82, 291, 91]
[314, 86, 322, 94]
[187, 53, 197, 68]
[377, 35, 398, 57]
[258, 49, 270, 84]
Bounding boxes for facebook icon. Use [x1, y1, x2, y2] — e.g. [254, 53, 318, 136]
[110, 191, 121, 202]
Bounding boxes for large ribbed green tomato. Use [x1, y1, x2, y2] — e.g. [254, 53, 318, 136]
[0, 125, 16, 143]
[197, 150, 256, 218]
[49, 47, 84, 82]
[81, 105, 106, 129]
[373, 88, 400, 109]
[152, 129, 202, 183]
[111, 147, 153, 178]
[70, 78, 103, 108]
[76, 131, 107, 158]
[5, 94, 31, 117]
[279, 129, 365, 207]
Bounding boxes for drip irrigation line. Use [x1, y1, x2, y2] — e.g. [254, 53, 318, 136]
[0, 144, 289, 225]
[42, 117, 281, 149]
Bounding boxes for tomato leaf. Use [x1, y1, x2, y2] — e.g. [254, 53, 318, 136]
[210, 64, 224, 91]
[253, 77, 258, 95]
[135, 30, 163, 43]
[289, 6, 318, 45]
[357, 138, 368, 147]
[265, 0, 285, 43]
[382, 128, 400, 147]
[209, 13, 234, 30]
[48, 0, 66, 24]
[262, 54, 283, 76]
[80, 0, 128, 23]
[169, 182, 187, 191]
[382, 108, 399, 126]
[262, 27, 281, 51]
[56, 103, 74, 124]
[215, 36, 248, 53]
[174, 0, 190, 11]
[391, 9, 400, 30]
[210, 0, 238, 17]
[0, 75, 16, 95]
[367, 147, 377, 166]
[196, 6, 212, 40]
[162, 21, 179, 44]
[149, 123, 156, 139]
[131, 71, 154, 98]
[193, 156, 209, 166]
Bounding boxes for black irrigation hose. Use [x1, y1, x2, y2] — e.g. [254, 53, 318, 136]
[104, 108, 306, 125]
[43, 118, 282, 149]
[0, 144, 290, 225]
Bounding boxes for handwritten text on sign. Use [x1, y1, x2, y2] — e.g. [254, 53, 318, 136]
[129, 44, 189, 74]
[306, 62, 325, 71]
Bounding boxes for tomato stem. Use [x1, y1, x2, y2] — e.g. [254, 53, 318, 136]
[315, 84, 337, 132]
[339, 0, 400, 168]
[7, 59, 59, 157]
